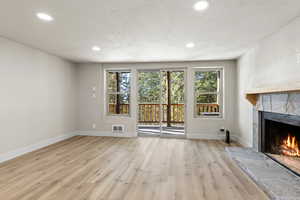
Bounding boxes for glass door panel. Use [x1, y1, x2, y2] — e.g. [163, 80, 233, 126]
[160, 70, 185, 137]
[137, 70, 162, 136]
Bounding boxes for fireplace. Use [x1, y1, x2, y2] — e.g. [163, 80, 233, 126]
[259, 111, 300, 175]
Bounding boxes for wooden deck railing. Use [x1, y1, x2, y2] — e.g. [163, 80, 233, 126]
[138, 104, 185, 124]
[108, 104, 130, 114]
[109, 103, 220, 123]
[196, 104, 219, 114]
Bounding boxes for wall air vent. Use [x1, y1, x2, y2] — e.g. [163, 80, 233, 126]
[112, 125, 125, 133]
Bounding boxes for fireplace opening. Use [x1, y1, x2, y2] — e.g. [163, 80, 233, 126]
[265, 120, 300, 157]
[259, 111, 300, 176]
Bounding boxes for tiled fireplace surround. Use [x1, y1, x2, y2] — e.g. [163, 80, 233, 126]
[228, 92, 300, 199]
[252, 92, 300, 151]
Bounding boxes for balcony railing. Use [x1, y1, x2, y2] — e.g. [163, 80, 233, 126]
[139, 104, 184, 124]
[108, 103, 130, 114]
[196, 103, 220, 114]
[109, 103, 220, 123]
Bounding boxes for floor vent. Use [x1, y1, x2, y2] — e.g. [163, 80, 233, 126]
[112, 125, 125, 133]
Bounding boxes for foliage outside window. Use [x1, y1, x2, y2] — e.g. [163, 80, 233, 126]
[194, 69, 222, 117]
[106, 70, 131, 115]
[138, 71, 184, 104]
[138, 71, 161, 104]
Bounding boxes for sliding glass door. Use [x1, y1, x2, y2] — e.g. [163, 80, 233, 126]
[137, 69, 185, 138]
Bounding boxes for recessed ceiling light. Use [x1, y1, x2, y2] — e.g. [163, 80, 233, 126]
[36, 13, 54, 22]
[194, 0, 210, 11]
[92, 46, 101, 51]
[186, 42, 195, 48]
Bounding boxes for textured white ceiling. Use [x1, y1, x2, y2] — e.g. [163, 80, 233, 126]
[0, 0, 300, 63]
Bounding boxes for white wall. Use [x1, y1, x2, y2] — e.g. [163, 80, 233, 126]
[0, 37, 77, 157]
[77, 61, 237, 139]
[236, 49, 255, 147]
[237, 16, 300, 147]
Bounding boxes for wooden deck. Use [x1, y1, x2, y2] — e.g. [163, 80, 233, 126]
[0, 136, 269, 200]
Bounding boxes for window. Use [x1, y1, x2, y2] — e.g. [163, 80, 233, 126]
[106, 70, 131, 115]
[194, 68, 223, 117]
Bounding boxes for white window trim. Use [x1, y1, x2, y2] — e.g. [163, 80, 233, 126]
[193, 67, 224, 119]
[105, 69, 132, 117]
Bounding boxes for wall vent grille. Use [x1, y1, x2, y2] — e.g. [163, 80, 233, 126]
[112, 125, 124, 133]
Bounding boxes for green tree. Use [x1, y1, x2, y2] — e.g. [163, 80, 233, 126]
[195, 71, 218, 104]
[138, 72, 161, 103]
[137, 70, 218, 105]
[138, 71, 184, 104]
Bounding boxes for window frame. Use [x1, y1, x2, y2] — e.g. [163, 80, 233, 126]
[105, 69, 132, 117]
[193, 67, 224, 119]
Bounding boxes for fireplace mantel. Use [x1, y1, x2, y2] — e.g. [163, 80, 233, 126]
[245, 84, 300, 105]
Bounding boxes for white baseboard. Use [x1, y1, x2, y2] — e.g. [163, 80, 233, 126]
[0, 132, 76, 163]
[235, 135, 252, 147]
[75, 131, 137, 138]
[76, 131, 245, 146]
[187, 132, 240, 143]
[187, 133, 222, 140]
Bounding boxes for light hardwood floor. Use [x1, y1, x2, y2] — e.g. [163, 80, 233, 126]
[0, 136, 269, 200]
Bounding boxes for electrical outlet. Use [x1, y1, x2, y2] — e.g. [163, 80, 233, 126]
[92, 123, 96, 129]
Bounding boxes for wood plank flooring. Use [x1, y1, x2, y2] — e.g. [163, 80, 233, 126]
[0, 136, 269, 200]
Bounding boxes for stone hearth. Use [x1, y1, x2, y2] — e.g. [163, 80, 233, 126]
[227, 147, 300, 200]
